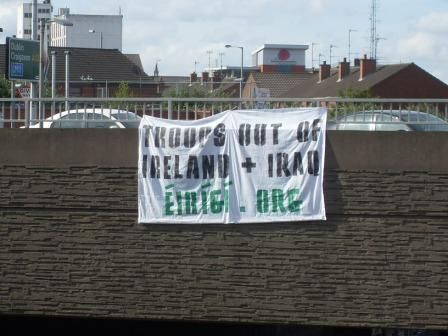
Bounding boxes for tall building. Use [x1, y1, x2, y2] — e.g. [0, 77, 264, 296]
[50, 8, 123, 51]
[16, 0, 53, 40]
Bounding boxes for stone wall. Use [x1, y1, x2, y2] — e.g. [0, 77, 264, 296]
[0, 129, 447, 329]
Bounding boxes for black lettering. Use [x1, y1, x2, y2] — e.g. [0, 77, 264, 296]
[312, 118, 321, 141]
[199, 127, 212, 146]
[169, 127, 181, 148]
[239, 123, 250, 146]
[213, 123, 226, 147]
[150, 155, 160, 178]
[163, 156, 171, 179]
[184, 128, 196, 148]
[271, 123, 282, 144]
[277, 153, 291, 177]
[202, 155, 214, 179]
[218, 154, 229, 178]
[155, 127, 166, 148]
[143, 125, 152, 147]
[292, 152, 304, 175]
[268, 153, 273, 177]
[297, 121, 310, 142]
[186, 155, 199, 178]
[174, 155, 183, 179]
[142, 154, 148, 178]
[307, 150, 319, 176]
[254, 124, 267, 145]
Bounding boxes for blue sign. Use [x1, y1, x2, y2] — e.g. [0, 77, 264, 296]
[10, 63, 24, 78]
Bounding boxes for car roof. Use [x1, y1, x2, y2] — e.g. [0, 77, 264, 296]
[43, 108, 140, 121]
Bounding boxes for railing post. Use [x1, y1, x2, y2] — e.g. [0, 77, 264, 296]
[168, 99, 173, 120]
[25, 99, 30, 128]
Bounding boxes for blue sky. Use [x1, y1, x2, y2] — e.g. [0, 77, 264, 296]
[1, 0, 448, 83]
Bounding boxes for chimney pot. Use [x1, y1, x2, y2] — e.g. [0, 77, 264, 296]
[338, 58, 350, 81]
[359, 57, 376, 80]
[190, 72, 198, 83]
[319, 62, 331, 82]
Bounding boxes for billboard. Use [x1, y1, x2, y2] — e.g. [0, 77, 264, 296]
[7, 37, 39, 81]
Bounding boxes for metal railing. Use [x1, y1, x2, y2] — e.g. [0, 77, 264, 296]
[1, 97, 447, 129]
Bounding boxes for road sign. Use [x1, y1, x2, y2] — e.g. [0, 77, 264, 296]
[7, 37, 39, 81]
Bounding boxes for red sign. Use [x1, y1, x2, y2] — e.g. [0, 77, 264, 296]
[278, 49, 290, 61]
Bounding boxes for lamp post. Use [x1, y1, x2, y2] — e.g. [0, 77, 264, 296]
[39, 17, 72, 126]
[225, 44, 243, 99]
[88, 29, 103, 48]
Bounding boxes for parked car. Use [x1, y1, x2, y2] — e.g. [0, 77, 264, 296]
[328, 110, 448, 131]
[26, 108, 141, 128]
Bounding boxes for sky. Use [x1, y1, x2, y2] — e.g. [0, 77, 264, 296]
[1, 0, 448, 83]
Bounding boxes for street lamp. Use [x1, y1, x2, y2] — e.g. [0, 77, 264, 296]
[88, 29, 103, 48]
[225, 44, 243, 99]
[39, 17, 72, 124]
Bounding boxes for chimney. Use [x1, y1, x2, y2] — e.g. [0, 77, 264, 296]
[212, 71, 221, 89]
[319, 61, 331, 82]
[359, 54, 376, 80]
[338, 58, 350, 81]
[201, 71, 209, 84]
[190, 72, 198, 83]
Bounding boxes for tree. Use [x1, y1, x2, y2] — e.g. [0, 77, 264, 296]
[114, 81, 133, 99]
[0, 77, 11, 98]
[112, 81, 133, 109]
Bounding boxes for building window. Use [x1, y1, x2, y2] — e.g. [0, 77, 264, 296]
[24, 29, 32, 35]
[24, 12, 32, 18]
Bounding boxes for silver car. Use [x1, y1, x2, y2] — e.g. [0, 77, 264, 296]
[329, 110, 448, 131]
[27, 108, 141, 128]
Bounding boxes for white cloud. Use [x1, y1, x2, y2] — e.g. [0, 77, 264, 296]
[0, 0, 20, 43]
[396, 11, 448, 83]
[416, 12, 448, 33]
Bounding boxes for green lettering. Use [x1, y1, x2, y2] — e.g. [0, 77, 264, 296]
[201, 191, 208, 214]
[272, 189, 286, 213]
[176, 192, 183, 215]
[165, 192, 174, 215]
[185, 192, 198, 215]
[287, 189, 301, 213]
[257, 189, 269, 213]
[210, 190, 223, 214]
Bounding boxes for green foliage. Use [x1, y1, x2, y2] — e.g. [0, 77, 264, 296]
[338, 87, 373, 98]
[114, 81, 133, 99]
[162, 83, 229, 98]
[0, 77, 11, 98]
[110, 81, 133, 109]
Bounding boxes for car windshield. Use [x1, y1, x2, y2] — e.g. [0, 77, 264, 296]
[393, 111, 448, 131]
[110, 111, 141, 128]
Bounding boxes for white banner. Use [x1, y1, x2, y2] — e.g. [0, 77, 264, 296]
[138, 108, 327, 224]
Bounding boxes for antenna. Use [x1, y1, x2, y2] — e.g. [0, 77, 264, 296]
[369, 0, 377, 59]
[329, 44, 337, 66]
[311, 42, 319, 70]
[318, 53, 325, 65]
[194, 61, 199, 73]
[218, 52, 225, 70]
[206, 50, 213, 71]
[348, 29, 357, 64]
